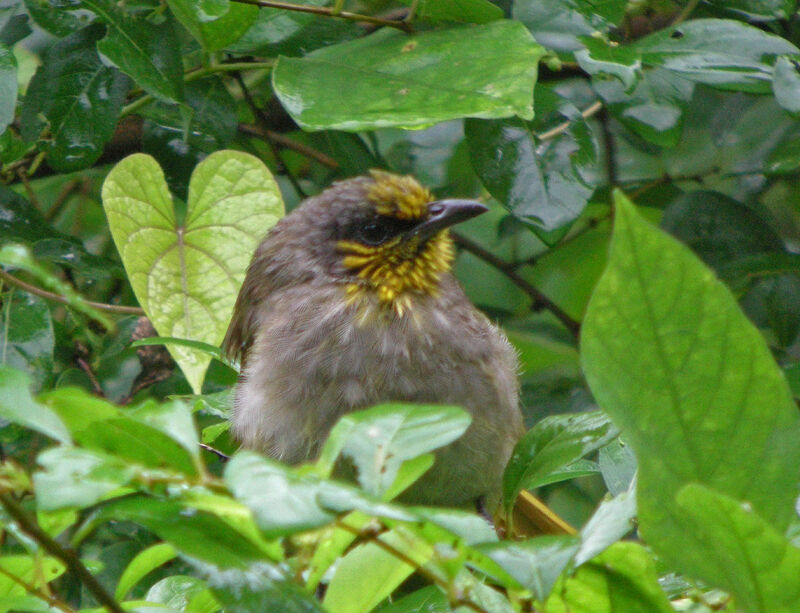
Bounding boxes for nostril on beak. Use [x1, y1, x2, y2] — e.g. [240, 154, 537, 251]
[428, 203, 445, 217]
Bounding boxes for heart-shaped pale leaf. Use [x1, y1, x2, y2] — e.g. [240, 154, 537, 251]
[102, 151, 283, 392]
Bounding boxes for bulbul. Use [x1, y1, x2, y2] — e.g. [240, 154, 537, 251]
[223, 170, 523, 509]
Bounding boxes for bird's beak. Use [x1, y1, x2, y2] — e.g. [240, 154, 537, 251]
[410, 199, 488, 242]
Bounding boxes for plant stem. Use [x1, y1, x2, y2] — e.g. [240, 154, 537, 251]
[451, 232, 581, 339]
[229, 0, 413, 32]
[536, 100, 603, 141]
[0, 269, 144, 315]
[0, 493, 125, 613]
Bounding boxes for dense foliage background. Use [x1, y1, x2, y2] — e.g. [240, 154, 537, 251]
[2, 0, 800, 611]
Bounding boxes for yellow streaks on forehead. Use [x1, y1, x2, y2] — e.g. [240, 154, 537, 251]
[367, 170, 433, 220]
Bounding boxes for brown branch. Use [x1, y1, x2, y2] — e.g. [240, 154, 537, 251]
[451, 232, 581, 339]
[0, 269, 144, 315]
[0, 493, 125, 613]
[229, 0, 413, 32]
[199, 443, 230, 462]
[238, 124, 339, 169]
[536, 101, 603, 141]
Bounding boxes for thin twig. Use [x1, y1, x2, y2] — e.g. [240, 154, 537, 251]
[451, 232, 581, 339]
[45, 179, 83, 222]
[229, 0, 413, 32]
[536, 101, 603, 141]
[238, 124, 339, 169]
[0, 269, 144, 315]
[598, 107, 617, 203]
[0, 493, 125, 613]
[199, 443, 230, 462]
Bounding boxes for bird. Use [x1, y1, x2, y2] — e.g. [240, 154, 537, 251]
[222, 170, 525, 511]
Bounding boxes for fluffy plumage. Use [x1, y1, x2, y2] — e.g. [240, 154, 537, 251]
[223, 172, 523, 507]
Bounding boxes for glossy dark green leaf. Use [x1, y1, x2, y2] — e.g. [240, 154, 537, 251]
[709, 0, 796, 19]
[766, 133, 800, 174]
[228, 0, 358, 56]
[91, 496, 271, 569]
[373, 586, 449, 613]
[402, 0, 503, 23]
[773, 55, 800, 114]
[0, 292, 53, 388]
[465, 115, 597, 242]
[141, 77, 238, 153]
[167, 0, 257, 51]
[22, 0, 84, 36]
[502, 410, 618, 513]
[19, 23, 130, 171]
[0, 366, 70, 444]
[476, 536, 580, 600]
[592, 67, 694, 147]
[545, 542, 673, 613]
[33, 447, 135, 510]
[0, 43, 15, 134]
[317, 403, 471, 498]
[632, 18, 799, 93]
[676, 484, 800, 612]
[513, 0, 624, 52]
[273, 20, 543, 131]
[0, 12, 30, 46]
[80, 0, 183, 103]
[576, 37, 641, 91]
[581, 192, 800, 586]
[660, 190, 784, 271]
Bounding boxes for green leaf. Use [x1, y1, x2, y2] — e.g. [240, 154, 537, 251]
[115, 542, 178, 600]
[102, 151, 283, 393]
[476, 536, 580, 601]
[273, 20, 543, 131]
[168, 0, 258, 51]
[33, 447, 135, 510]
[401, 0, 503, 23]
[465, 102, 598, 241]
[226, 451, 414, 538]
[22, 0, 84, 36]
[513, 0, 625, 52]
[502, 410, 618, 513]
[0, 366, 70, 444]
[592, 67, 694, 147]
[0, 292, 53, 389]
[324, 530, 417, 613]
[709, 0, 796, 19]
[80, 0, 184, 103]
[0, 43, 15, 134]
[773, 55, 800, 114]
[581, 191, 800, 584]
[575, 37, 642, 91]
[574, 485, 636, 566]
[545, 542, 673, 613]
[632, 18, 800, 93]
[0, 556, 66, 599]
[597, 438, 636, 496]
[317, 403, 472, 499]
[131, 398, 200, 463]
[675, 484, 800, 612]
[145, 575, 209, 610]
[18, 23, 130, 171]
[92, 496, 270, 570]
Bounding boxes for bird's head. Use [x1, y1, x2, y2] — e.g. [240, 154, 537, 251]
[305, 170, 487, 314]
[254, 171, 487, 316]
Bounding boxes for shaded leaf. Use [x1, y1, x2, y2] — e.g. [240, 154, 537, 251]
[0, 43, 15, 134]
[22, 0, 84, 36]
[773, 55, 800, 114]
[502, 410, 618, 513]
[273, 20, 543, 131]
[574, 485, 636, 566]
[0, 292, 53, 389]
[168, 0, 257, 51]
[0, 366, 70, 444]
[19, 23, 130, 171]
[81, 0, 183, 103]
[400, 0, 503, 23]
[632, 18, 799, 93]
[115, 542, 178, 600]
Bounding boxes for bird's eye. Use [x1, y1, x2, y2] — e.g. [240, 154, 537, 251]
[357, 220, 392, 246]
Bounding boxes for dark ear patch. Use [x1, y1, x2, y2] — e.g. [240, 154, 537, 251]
[343, 214, 418, 246]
